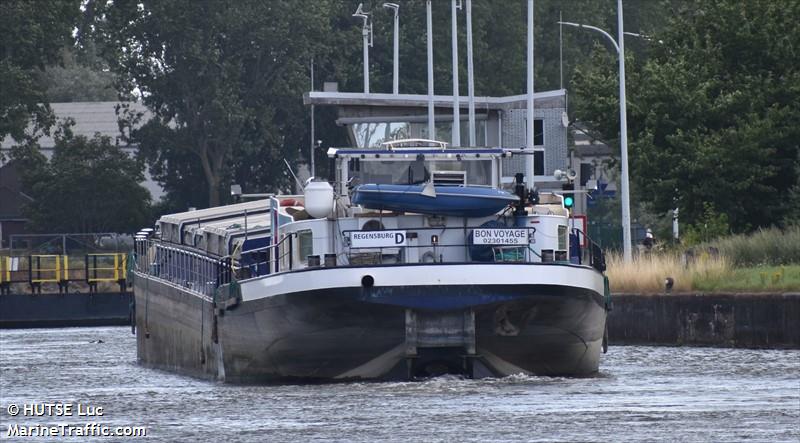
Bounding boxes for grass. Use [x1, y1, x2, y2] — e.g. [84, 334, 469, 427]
[606, 252, 800, 293]
[705, 225, 800, 266]
[606, 225, 800, 293]
[692, 264, 800, 293]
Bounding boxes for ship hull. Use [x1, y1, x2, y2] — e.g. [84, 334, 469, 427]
[134, 263, 608, 383]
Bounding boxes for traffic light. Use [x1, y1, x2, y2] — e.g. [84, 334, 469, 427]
[562, 183, 575, 209]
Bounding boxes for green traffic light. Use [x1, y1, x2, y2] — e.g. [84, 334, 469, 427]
[564, 195, 574, 208]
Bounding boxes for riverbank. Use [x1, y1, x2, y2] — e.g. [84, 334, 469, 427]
[608, 292, 800, 349]
[2, 290, 798, 350]
[0, 292, 132, 328]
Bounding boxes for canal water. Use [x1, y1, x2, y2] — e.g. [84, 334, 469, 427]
[1, 327, 798, 442]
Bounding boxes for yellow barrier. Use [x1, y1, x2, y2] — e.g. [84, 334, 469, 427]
[29, 255, 63, 283]
[86, 253, 127, 282]
[0, 257, 10, 283]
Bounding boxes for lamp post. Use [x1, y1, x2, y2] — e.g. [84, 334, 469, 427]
[558, 0, 633, 262]
[426, 0, 435, 140]
[451, 0, 462, 147]
[383, 3, 400, 95]
[353, 3, 373, 94]
[525, 0, 535, 191]
[465, 0, 476, 146]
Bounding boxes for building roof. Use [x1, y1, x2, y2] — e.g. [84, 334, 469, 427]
[0, 101, 165, 200]
[0, 101, 151, 150]
[572, 124, 612, 157]
[304, 89, 566, 110]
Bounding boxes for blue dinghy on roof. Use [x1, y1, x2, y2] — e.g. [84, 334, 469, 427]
[352, 183, 519, 217]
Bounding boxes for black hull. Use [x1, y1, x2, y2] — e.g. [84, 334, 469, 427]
[134, 272, 607, 383]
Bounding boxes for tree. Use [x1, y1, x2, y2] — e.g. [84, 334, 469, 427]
[571, 0, 800, 232]
[97, 0, 340, 207]
[92, 0, 669, 210]
[13, 122, 151, 233]
[42, 49, 118, 102]
[0, 0, 81, 150]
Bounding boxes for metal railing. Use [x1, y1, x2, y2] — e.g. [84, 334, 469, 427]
[133, 239, 234, 298]
[86, 253, 127, 283]
[28, 255, 64, 284]
[237, 233, 297, 279]
[0, 253, 132, 294]
[0, 257, 10, 284]
[570, 228, 607, 272]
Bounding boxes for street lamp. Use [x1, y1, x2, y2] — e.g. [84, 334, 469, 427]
[353, 3, 373, 94]
[382, 3, 399, 95]
[451, 0, 462, 147]
[558, 0, 633, 262]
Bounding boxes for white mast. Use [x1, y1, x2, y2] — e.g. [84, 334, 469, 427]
[383, 3, 400, 95]
[466, 0, 476, 146]
[618, 0, 633, 262]
[310, 59, 315, 178]
[426, 0, 435, 140]
[526, 0, 535, 189]
[451, 0, 461, 147]
[353, 4, 372, 94]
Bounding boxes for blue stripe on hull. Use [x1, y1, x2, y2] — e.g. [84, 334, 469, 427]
[359, 284, 603, 311]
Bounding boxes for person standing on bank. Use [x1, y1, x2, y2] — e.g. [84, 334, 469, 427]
[642, 228, 656, 251]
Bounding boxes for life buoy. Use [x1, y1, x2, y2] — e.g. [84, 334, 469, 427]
[280, 199, 303, 207]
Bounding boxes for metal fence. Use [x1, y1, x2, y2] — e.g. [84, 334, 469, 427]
[133, 239, 233, 298]
[9, 233, 132, 256]
[0, 253, 129, 294]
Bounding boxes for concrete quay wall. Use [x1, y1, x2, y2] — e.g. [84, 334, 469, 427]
[607, 293, 800, 349]
[0, 292, 132, 328]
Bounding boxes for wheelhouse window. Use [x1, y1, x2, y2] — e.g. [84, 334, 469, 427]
[297, 230, 313, 263]
[350, 119, 488, 147]
[558, 225, 567, 251]
[349, 158, 493, 187]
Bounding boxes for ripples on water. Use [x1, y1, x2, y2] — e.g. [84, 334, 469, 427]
[1, 327, 798, 442]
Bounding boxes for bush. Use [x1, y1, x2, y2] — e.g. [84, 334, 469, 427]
[682, 203, 730, 246]
[708, 225, 800, 266]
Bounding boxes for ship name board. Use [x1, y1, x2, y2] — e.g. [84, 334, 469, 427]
[351, 230, 407, 248]
[472, 228, 529, 245]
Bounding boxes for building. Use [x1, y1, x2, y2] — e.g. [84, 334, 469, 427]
[0, 101, 162, 200]
[304, 85, 572, 192]
[0, 102, 162, 247]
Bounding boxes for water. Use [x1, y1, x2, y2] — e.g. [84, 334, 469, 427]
[1, 327, 798, 442]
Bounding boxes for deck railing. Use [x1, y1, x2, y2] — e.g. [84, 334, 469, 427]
[133, 239, 233, 298]
[237, 233, 297, 279]
[570, 228, 607, 272]
[129, 224, 607, 297]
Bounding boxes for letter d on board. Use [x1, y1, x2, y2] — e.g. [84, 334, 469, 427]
[395, 233, 405, 244]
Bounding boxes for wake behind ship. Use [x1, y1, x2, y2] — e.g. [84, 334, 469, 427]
[131, 139, 611, 382]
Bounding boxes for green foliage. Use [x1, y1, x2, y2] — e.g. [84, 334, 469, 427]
[571, 0, 800, 233]
[704, 226, 800, 267]
[88, 0, 666, 209]
[42, 49, 118, 102]
[692, 265, 800, 293]
[11, 122, 151, 233]
[97, 0, 345, 206]
[683, 203, 730, 245]
[0, 0, 81, 147]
